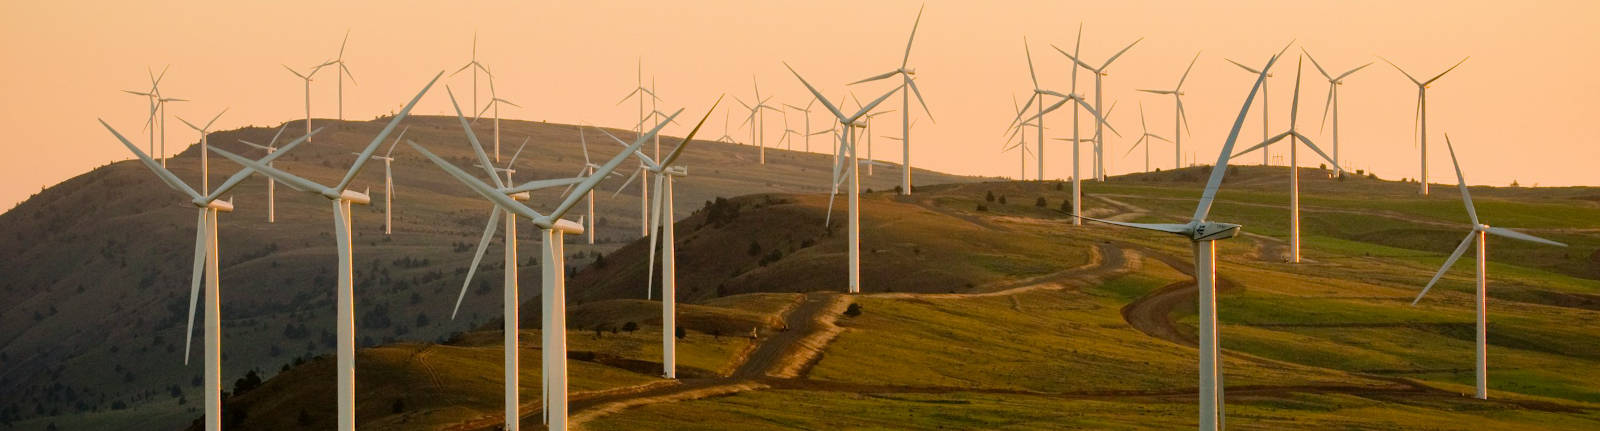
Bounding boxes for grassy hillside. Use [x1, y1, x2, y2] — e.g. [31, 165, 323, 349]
[0, 115, 981, 430]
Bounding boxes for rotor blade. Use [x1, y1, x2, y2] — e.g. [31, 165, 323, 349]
[848, 87, 902, 122]
[407, 140, 546, 220]
[1052, 44, 1095, 72]
[1225, 58, 1262, 75]
[206, 128, 322, 202]
[1442, 135, 1478, 225]
[209, 147, 326, 194]
[1023, 37, 1040, 88]
[551, 103, 710, 222]
[1101, 37, 1144, 70]
[850, 70, 901, 86]
[336, 71, 443, 194]
[906, 78, 934, 123]
[452, 209, 502, 319]
[616, 87, 642, 105]
[578, 126, 592, 166]
[645, 175, 665, 296]
[1424, 57, 1469, 86]
[1381, 57, 1423, 86]
[784, 63, 847, 122]
[182, 209, 207, 365]
[445, 86, 506, 189]
[1076, 215, 1193, 236]
[1485, 227, 1567, 247]
[99, 119, 202, 201]
[594, 125, 660, 169]
[505, 137, 530, 171]
[1232, 131, 1292, 158]
[611, 166, 643, 198]
[1319, 85, 1334, 133]
[1076, 97, 1120, 137]
[385, 126, 410, 157]
[1412, 231, 1477, 305]
[1194, 50, 1282, 222]
[1301, 49, 1333, 80]
[1176, 52, 1201, 89]
[901, 4, 924, 68]
[504, 177, 587, 195]
[1335, 62, 1373, 81]
[1291, 132, 1341, 174]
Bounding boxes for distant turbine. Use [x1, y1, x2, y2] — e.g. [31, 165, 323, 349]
[209, 73, 438, 431]
[784, 99, 819, 152]
[474, 69, 520, 163]
[1224, 53, 1279, 167]
[123, 66, 186, 167]
[284, 60, 336, 142]
[451, 32, 493, 121]
[1081, 48, 1283, 431]
[101, 117, 315, 431]
[332, 30, 357, 121]
[1303, 49, 1371, 173]
[175, 109, 229, 194]
[617, 59, 660, 237]
[1383, 56, 1468, 195]
[787, 62, 901, 294]
[236, 125, 289, 223]
[1005, 94, 1037, 179]
[1014, 50, 1117, 225]
[737, 76, 782, 164]
[352, 126, 409, 235]
[1055, 31, 1141, 182]
[850, 4, 933, 195]
[411, 101, 711, 431]
[1232, 54, 1341, 264]
[1120, 102, 1170, 173]
[1412, 135, 1566, 400]
[1138, 52, 1201, 170]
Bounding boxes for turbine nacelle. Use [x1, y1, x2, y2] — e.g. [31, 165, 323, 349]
[1192, 221, 1242, 242]
[325, 188, 372, 205]
[552, 218, 585, 235]
[510, 191, 531, 202]
[197, 199, 235, 212]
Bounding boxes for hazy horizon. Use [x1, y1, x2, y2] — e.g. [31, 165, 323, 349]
[3, 0, 1597, 210]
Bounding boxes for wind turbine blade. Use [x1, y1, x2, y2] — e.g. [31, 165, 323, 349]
[784, 63, 848, 122]
[906, 78, 934, 123]
[504, 177, 586, 194]
[1023, 37, 1040, 88]
[182, 210, 207, 364]
[445, 86, 507, 189]
[1291, 132, 1341, 173]
[1077, 214, 1193, 236]
[283, 65, 308, 80]
[594, 124, 660, 169]
[206, 129, 322, 202]
[1123, 137, 1145, 158]
[849, 87, 903, 122]
[1076, 98, 1120, 137]
[505, 137, 529, 169]
[407, 140, 546, 220]
[611, 166, 642, 198]
[1485, 227, 1567, 247]
[1101, 37, 1144, 70]
[1225, 58, 1262, 74]
[1232, 132, 1292, 158]
[209, 147, 326, 193]
[1052, 44, 1095, 71]
[1194, 50, 1282, 222]
[1381, 57, 1423, 86]
[1319, 86, 1334, 133]
[385, 126, 410, 157]
[1177, 98, 1192, 136]
[1424, 57, 1469, 86]
[616, 87, 642, 105]
[342, 64, 357, 85]
[1301, 49, 1333, 80]
[578, 126, 592, 166]
[551, 103, 712, 221]
[850, 70, 901, 85]
[1440, 136, 1480, 224]
[336, 71, 443, 194]
[452, 209, 502, 319]
[1335, 62, 1373, 81]
[99, 119, 202, 201]
[901, 4, 924, 68]
[1176, 52, 1201, 89]
[645, 175, 665, 295]
[1413, 231, 1477, 305]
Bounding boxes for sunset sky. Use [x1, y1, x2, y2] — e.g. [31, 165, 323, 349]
[3, 0, 1596, 210]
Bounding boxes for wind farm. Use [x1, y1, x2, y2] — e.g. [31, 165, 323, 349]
[3, 3, 1600, 431]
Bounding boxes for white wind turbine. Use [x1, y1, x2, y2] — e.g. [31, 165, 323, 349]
[1232, 55, 1341, 264]
[1412, 135, 1567, 400]
[618, 61, 660, 238]
[850, 5, 933, 195]
[1005, 94, 1037, 179]
[1138, 52, 1201, 170]
[413, 102, 709, 431]
[784, 99, 819, 152]
[777, 106, 803, 151]
[1303, 49, 1371, 173]
[208, 73, 439, 431]
[350, 126, 409, 235]
[331, 30, 357, 121]
[101, 117, 317, 431]
[1053, 100, 1119, 175]
[452, 32, 493, 121]
[1223, 55, 1277, 166]
[474, 70, 521, 162]
[175, 109, 229, 195]
[595, 102, 716, 378]
[1121, 102, 1170, 173]
[285, 60, 336, 142]
[1080, 49, 1282, 431]
[787, 62, 901, 294]
[1014, 53, 1117, 226]
[237, 125, 288, 223]
[124, 66, 187, 167]
[1055, 33, 1141, 182]
[715, 109, 738, 144]
[736, 76, 783, 164]
[1383, 56, 1467, 195]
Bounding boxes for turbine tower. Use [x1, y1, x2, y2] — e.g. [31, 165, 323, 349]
[1412, 135, 1567, 400]
[475, 70, 520, 162]
[787, 62, 901, 294]
[208, 73, 438, 431]
[175, 109, 229, 194]
[284, 60, 336, 142]
[1303, 49, 1371, 173]
[851, 5, 933, 195]
[1138, 52, 1201, 170]
[1383, 56, 1467, 195]
[124, 66, 186, 167]
[412, 102, 713, 431]
[1231, 56, 1342, 264]
[101, 119, 316, 431]
[1081, 48, 1283, 431]
[452, 32, 492, 121]
[350, 126, 409, 235]
[617, 60, 660, 237]
[737, 77, 781, 164]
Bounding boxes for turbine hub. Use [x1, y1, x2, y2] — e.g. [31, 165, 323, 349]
[1191, 221, 1242, 242]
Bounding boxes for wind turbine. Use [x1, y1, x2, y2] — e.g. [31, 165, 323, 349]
[124, 66, 186, 167]
[1383, 56, 1467, 195]
[1121, 102, 1170, 173]
[617, 60, 660, 238]
[1138, 52, 1201, 170]
[101, 117, 316, 431]
[1055, 33, 1141, 182]
[1081, 47, 1282, 431]
[452, 32, 493, 121]
[175, 109, 229, 194]
[1231, 57, 1342, 264]
[1303, 49, 1371, 173]
[237, 126, 289, 223]
[594, 108, 712, 379]
[784, 99, 820, 152]
[208, 73, 439, 431]
[1412, 136, 1567, 400]
[331, 30, 357, 121]
[737, 77, 782, 164]
[284, 60, 336, 142]
[787, 63, 901, 294]
[850, 5, 933, 195]
[412, 100, 714, 431]
[1005, 94, 1037, 179]
[1014, 48, 1116, 225]
[777, 106, 803, 151]
[1223, 56, 1274, 166]
[474, 70, 520, 162]
[351, 126, 409, 235]
[715, 109, 738, 144]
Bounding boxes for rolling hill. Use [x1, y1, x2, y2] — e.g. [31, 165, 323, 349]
[0, 115, 983, 430]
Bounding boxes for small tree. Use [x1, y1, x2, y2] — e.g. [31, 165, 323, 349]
[391, 398, 405, 414]
[844, 303, 863, 317]
[675, 326, 687, 340]
[1059, 199, 1071, 212]
[1035, 197, 1046, 207]
[976, 204, 988, 212]
[998, 195, 1007, 205]
[747, 240, 762, 256]
[622, 322, 639, 333]
[985, 191, 995, 202]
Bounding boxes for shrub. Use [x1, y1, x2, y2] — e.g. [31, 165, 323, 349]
[675, 326, 686, 340]
[1035, 197, 1046, 207]
[976, 204, 988, 212]
[622, 322, 639, 333]
[998, 195, 1007, 205]
[985, 191, 995, 202]
[844, 303, 862, 317]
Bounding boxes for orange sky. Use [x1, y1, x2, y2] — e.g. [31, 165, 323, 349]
[3, 0, 1597, 210]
